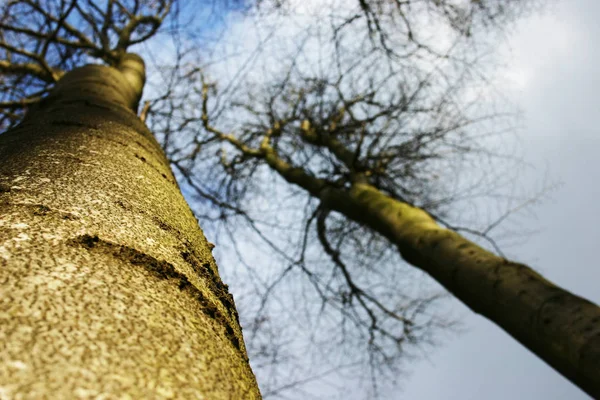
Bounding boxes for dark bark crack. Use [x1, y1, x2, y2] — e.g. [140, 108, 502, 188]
[68, 234, 243, 355]
[179, 249, 240, 327]
[51, 120, 100, 130]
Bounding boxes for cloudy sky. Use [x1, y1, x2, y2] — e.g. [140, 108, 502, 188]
[400, 1, 599, 398]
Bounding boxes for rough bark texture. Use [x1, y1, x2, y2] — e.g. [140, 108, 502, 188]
[319, 182, 600, 398]
[0, 55, 261, 399]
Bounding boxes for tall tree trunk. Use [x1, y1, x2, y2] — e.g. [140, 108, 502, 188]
[0, 55, 261, 399]
[318, 182, 600, 398]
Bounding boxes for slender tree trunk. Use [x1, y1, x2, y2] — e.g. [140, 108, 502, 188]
[0, 55, 261, 399]
[319, 182, 600, 398]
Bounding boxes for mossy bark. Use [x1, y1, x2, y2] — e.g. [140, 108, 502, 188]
[0, 55, 261, 399]
[319, 182, 600, 398]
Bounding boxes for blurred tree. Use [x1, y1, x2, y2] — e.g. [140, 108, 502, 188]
[145, 0, 600, 398]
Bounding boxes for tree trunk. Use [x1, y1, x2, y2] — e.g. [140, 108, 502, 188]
[320, 182, 600, 398]
[0, 55, 261, 399]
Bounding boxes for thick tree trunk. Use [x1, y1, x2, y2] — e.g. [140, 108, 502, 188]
[0, 55, 261, 399]
[320, 182, 600, 398]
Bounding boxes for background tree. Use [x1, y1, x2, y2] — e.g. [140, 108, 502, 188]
[142, 0, 600, 398]
[0, 1, 259, 398]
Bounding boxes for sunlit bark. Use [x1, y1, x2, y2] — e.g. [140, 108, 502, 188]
[0, 54, 261, 399]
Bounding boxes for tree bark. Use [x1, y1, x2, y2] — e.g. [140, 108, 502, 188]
[0, 54, 261, 399]
[319, 182, 600, 399]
